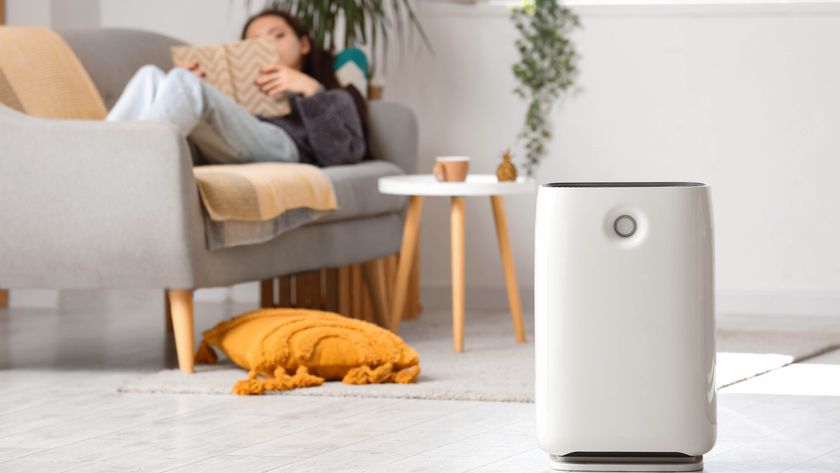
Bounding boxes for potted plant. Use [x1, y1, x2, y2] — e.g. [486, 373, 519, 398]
[511, 0, 580, 177]
[251, 0, 431, 97]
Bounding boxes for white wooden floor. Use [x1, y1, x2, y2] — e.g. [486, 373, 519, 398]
[1, 289, 840, 473]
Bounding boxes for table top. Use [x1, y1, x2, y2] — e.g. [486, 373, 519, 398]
[378, 174, 537, 197]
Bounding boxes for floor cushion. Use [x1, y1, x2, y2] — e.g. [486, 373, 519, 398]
[195, 308, 421, 395]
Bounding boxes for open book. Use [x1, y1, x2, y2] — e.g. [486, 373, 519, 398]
[171, 36, 291, 117]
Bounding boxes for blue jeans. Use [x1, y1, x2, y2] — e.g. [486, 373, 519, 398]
[105, 65, 299, 164]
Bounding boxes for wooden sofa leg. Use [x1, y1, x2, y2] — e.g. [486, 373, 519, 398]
[167, 289, 195, 374]
[260, 278, 275, 308]
[0, 289, 8, 309]
[164, 291, 174, 334]
[362, 259, 389, 328]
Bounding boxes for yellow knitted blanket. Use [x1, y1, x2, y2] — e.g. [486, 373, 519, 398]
[193, 162, 337, 222]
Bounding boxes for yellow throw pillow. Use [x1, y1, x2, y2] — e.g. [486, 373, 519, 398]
[195, 308, 421, 395]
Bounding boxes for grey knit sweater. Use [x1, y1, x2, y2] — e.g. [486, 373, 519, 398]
[256, 87, 367, 167]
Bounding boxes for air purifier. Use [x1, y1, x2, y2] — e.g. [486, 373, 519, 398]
[534, 182, 716, 472]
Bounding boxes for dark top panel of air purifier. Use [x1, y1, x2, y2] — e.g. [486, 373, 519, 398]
[543, 182, 706, 188]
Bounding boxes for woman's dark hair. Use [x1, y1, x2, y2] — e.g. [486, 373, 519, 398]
[241, 8, 341, 90]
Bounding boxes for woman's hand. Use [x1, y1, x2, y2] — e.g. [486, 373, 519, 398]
[180, 61, 206, 79]
[255, 64, 321, 98]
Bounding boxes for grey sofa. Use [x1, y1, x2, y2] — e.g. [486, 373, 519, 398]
[0, 28, 417, 372]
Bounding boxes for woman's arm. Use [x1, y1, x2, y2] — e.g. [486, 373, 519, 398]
[256, 64, 321, 97]
[293, 89, 366, 167]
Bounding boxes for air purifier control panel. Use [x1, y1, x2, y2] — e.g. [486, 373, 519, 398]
[613, 215, 637, 237]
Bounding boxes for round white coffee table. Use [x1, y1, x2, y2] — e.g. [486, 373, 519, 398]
[378, 174, 536, 352]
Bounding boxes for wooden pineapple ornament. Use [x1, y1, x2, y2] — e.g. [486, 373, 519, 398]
[496, 149, 518, 182]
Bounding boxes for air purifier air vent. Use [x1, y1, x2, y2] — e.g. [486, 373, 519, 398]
[550, 452, 704, 472]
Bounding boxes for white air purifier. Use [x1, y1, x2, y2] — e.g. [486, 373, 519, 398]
[534, 182, 716, 472]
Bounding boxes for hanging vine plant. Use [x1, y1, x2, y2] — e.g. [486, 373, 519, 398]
[511, 0, 580, 177]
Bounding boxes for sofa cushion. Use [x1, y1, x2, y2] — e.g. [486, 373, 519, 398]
[320, 160, 408, 224]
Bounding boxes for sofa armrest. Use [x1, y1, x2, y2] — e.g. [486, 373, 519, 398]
[367, 101, 418, 174]
[0, 104, 204, 288]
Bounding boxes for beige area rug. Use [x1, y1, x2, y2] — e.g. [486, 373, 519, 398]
[119, 309, 840, 402]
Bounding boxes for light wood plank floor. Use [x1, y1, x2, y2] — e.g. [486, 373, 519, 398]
[1, 289, 839, 472]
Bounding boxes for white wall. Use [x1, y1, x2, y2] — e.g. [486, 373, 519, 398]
[7, 0, 98, 28]
[383, 3, 840, 315]
[51, 0, 99, 29]
[7, 0, 840, 314]
[99, 0, 252, 44]
[6, 0, 50, 25]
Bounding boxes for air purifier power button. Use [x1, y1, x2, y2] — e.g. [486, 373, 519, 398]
[614, 215, 637, 237]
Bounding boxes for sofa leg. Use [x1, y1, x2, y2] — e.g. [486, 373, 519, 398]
[362, 260, 389, 328]
[260, 278, 275, 308]
[0, 289, 8, 309]
[167, 289, 195, 374]
[163, 291, 174, 334]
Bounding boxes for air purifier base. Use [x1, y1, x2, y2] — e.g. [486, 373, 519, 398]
[548, 454, 703, 472]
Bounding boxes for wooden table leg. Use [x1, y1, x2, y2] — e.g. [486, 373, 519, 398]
[0, 289, 8, 309]
[167, 289, 195, 373]
[363, 259, 389, 328]
[390, 196, 424, 333]
[490, 195, 526, 343]
[451, 196, 466, 352]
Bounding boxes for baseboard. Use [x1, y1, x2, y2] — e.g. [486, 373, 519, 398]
[6, 286, 840, 318]
[230, 282, 259, 302]
[421, 285, 840, 317]
[194, 287, 232, 303]
[420, 285, 536, 312]
[6, 289, 60, 308]
[717, 290, 840, 317]
[5, 287, 234, 308]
